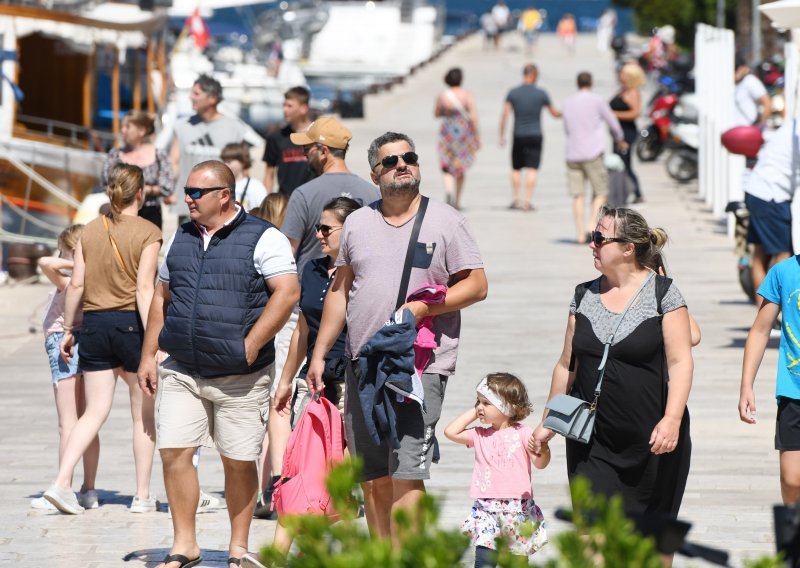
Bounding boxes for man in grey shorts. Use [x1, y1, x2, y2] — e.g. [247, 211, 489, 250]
[137, 160, 299, 568]
[306, 131, 488, 540]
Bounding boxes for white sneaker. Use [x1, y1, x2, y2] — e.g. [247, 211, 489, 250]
[44, 485, 84, 515]
[129, 495, 159, 513]
[77, 490, 99, 510]
[198, 490, 221, 512]
[30, 496, 56, 510]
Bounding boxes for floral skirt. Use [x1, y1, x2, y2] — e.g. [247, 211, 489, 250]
[461, 498, 548, 557]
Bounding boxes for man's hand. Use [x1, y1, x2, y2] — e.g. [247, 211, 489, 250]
[399, 300, 430, 323]
[616, 140, 630, 153]
[138, 358, 159, 397]
[245, 337, 258, 367]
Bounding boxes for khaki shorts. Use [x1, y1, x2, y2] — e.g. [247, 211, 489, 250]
[156, 358, 273, 461]
[566, 155, 609, 198]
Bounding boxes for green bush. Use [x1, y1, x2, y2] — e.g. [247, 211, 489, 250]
[259, 459, 783, 567]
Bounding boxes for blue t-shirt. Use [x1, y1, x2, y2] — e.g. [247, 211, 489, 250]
[758, 255, 800, 401]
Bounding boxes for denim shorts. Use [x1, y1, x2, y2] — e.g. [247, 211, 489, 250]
[45, 332, 80, 383]
[79, 311, 143, 373]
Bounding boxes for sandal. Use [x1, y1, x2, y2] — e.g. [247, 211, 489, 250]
[522, 202, 535, 211]
[162, 553, 203, 568]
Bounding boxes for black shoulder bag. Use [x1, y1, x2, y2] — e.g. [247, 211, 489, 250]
[395, 196, 430, 310]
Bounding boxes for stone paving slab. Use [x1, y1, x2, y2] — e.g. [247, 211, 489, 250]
[0, 32, 784, 566]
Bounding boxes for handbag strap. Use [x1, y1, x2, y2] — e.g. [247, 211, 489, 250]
[101, 215, 137, 283]
[395, 195, 429, 310]
[240, 177, 251, 205]
[592, 272, 655, 401]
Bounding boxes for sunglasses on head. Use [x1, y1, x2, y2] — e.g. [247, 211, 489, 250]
[184, 186, 228, 199]
[315, 223, 342, 237]
[373, 151, 419, 171]
[590, 231, 628, 246]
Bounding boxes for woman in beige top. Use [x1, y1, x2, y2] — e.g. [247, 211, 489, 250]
[43, 164, 162, 515]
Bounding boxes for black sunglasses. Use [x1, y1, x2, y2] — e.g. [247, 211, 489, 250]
[303, 143, 324, 156]
[184, 186, 228, 199]
[315, 223, 343, 237]
[590, 231, 628, 247]
[373, 151, 419, 171]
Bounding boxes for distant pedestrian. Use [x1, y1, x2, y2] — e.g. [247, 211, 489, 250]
[435, 67, 481, 210]
[306, 131, 488, 540]
[610, 62, 646, 203]
[480, 12, 499, 50]
[491, 0, 510, 48]
[499, 64, 561, 211]
[137, 160, 299, 568]
[596, 9, 616, 53]
[102, 111, 174, 230]
[734, 54, 771, 128]
[561, 71, 625, 243]
[32, 224, 100, 512]
[221, 142, 268, 211]
[557, 13, 577, 55]
[445, 373, 550, 567]
[263, 86, 316, 197]
[518, 6, 543, 55]
[44, 164, 162, 515]
[171, 74, 259, 225]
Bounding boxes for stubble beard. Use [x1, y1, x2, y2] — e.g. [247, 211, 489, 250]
[381, 174, 421, 197]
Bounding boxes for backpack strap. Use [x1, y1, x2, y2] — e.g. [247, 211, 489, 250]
[569, 278, 598, 372]
[654, 274, 672, 315]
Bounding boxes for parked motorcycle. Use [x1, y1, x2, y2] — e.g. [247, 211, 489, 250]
[637, 76, 680, 162]
[664, 94, 699, 183]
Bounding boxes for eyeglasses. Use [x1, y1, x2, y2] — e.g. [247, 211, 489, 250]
[315, 224, 342, 237]
[590, 231, 628, 247]
[184, 186, 228, 199]
[372, 151, 419, 171]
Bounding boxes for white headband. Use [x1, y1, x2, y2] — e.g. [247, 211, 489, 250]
[476, 377, 513, 417]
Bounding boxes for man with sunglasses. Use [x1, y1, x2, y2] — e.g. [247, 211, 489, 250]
[306, 131, 488, 542]
[137, 160, 299, 568]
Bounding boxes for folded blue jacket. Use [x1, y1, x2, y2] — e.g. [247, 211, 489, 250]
[357, 308, 418, 449]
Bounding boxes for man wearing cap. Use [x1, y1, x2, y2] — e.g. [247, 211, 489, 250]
[254, 116, 379, 516]
[306, 131, 488, 542]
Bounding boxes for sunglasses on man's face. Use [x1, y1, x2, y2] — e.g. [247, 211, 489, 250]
[373, 151, 419, 171]
[590, 231, 628, 247]
[315, 224, 342, 237]
[184, 186, 228, 199]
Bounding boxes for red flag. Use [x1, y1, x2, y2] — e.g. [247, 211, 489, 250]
[186, 8, 210, 50]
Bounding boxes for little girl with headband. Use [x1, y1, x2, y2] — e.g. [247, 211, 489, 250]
[444, 372, 549, 567]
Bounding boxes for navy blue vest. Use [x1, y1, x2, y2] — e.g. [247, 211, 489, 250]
[159, 210, 275, 378]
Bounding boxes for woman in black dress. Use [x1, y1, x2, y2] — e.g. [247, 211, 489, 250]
[610, 63, 645, 203]
[532, 206, 693, 539]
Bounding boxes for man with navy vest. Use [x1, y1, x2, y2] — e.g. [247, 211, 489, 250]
[137, 160, 299, 568]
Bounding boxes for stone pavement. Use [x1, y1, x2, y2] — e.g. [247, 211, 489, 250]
[0, 32, 781, 566]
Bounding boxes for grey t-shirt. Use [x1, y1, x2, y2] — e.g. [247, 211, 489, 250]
[173, 114, 250, 215]
[506, 84, 552, 137]
[282, 172, 380, 277]
[336, 198, 484, 375]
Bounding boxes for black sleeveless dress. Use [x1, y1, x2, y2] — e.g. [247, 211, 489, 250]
[566, 276, 691, 518]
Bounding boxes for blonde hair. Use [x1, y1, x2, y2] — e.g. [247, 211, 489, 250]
[106, 164, 143, 222]
[250, 193, 289, 228]
[599, 205, 669, 272]
[482, 372, 533, 422]
[124, 111, 155, 137]
[620, 63, 646, 89]
[58, 224, 84, 252]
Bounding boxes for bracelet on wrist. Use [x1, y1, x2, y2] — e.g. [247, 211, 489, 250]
[62, 325, 73, 332]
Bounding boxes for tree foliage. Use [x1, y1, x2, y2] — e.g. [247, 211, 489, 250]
[612, 0, 735, 47]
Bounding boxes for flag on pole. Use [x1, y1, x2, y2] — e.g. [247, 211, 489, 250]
[186, 8, 210, 50]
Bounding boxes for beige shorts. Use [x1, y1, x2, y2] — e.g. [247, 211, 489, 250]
[156, 358, 273, 461]
[566, 155, 609, 198]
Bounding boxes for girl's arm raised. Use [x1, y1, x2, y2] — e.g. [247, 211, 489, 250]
[37, 256, 73, 291]
[444, 407, 478, 446]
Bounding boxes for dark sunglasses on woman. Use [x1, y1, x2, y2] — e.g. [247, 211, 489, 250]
[315, 224, 342, 237]
[590, 231, 628, 247]
[373, 151, 419, 171]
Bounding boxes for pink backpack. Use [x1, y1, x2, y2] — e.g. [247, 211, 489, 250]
[272, 395, 345, 519]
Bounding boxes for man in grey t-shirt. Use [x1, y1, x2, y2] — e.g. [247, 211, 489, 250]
[499, 64, 561, 210]
[283, 116, 380, 277]
[170, 75, 261, 223]
[306, 131, 488, 541]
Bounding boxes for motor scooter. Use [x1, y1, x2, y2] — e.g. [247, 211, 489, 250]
[664, 94, 699, 182]
[637, 76, 680, 162]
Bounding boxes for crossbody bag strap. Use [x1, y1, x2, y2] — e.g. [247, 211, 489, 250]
[395, 196, 429, 310]
[592, 272, 655, 405]
[240, 177, 251, 205]
[102, 215, 137, 283]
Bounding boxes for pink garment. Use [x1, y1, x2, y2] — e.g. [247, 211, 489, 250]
[468, 424, 534, 499]
[407, 284, 447, 375]
[42, 280, 83, 337]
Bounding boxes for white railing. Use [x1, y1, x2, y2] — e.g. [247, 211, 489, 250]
[695, 23, 744, 224]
